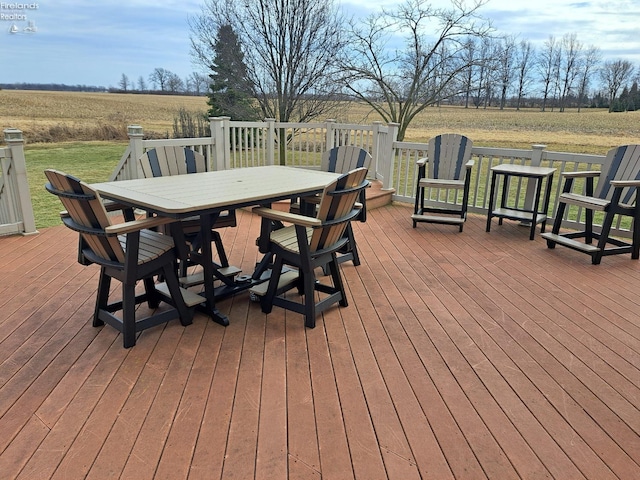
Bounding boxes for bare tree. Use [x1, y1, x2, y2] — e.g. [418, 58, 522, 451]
[537, 35, 559, 111]
[600, 59, 635, 106]
[118, 73, 129, 92]
[576, 45, 601, 111]
[166, 72, 184, 93]
[137, 76, 147, 91]
[340, 0, 491, 140]
[187, 72, 208, 95]
[474, 36, 496, 108]
[558, 33, 582, 111]
[514, 40, 534, 110]
[148, 68, 172, 91]
[460, 37, 478, 108]
[495, 35, 516, 110]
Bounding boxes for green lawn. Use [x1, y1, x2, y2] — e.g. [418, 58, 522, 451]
[25, 142, 127, 229]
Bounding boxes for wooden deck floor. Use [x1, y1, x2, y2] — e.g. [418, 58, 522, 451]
[1, 203, 639, 479]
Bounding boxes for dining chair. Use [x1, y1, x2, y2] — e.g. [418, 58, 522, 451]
[45, 169, 193, 348]
[251, 167, 369, 328]
[138, 146, 237, 280]
[292, 145, 372, 268]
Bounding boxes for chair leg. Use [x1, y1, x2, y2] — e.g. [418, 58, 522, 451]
[261, 256, 284, 314]
[546, 200, 568, 248]
[593, 210, 616, 265]
[302, 267, 317, 328]
[413, 182, 423, 228]
[94, 268, 110, 327]
[178, 259, 189, 278]
[122, 281, 137, 348]
[632, 215, 640, 260]
[459, 204, 467, 232]
[585, 208, 594, 244]
[328, 254, 348, 308]
[345, 223, 360, 266]
[143, 277, 160, 309]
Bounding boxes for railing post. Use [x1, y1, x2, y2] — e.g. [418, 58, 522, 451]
[265, 118, 276, 166]
[371, 121, 382, 177]
[127, 125, 144, 179]
[4, 128, 37, 234]
[380, 123, 399, 190]
[210, 117, 230, 170]
[325, 119, 337, 151]
[530, 144, 546, 167]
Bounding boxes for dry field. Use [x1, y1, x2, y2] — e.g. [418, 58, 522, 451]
[2, 89, 640, 154]
[0, 90, 208, 142]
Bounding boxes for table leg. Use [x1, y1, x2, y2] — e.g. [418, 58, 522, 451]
[530, 176, 544, 240]
[199, 212, 229, 326]
[499, 172, 510, 225]
[486, 171, 498, 232]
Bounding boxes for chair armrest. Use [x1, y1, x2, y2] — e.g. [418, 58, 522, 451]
[465, 159, 475, 168]
[610, 179, 640, 188]
[253, 207, 321, 227]
[416, 157, 428, 167]
[105, 216, 175, 235]
[561, 170, 601, 178]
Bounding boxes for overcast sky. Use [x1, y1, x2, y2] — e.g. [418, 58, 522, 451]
[1, 0, 638, 88]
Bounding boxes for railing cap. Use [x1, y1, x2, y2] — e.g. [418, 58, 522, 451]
[127, 125, 144, 137]
[3, 128, 23, 143]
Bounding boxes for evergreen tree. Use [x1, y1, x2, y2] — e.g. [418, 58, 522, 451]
[207, 24, 257, 121]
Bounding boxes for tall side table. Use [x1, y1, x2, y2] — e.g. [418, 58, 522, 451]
[486, 163, 556, 240]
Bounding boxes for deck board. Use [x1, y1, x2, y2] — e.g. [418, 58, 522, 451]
[1, 204, 639, 479]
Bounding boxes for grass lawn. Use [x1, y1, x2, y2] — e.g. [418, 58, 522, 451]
[26, 142, 126, 229]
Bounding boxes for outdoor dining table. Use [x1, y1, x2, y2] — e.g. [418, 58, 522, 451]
[92, 165, 341, 326]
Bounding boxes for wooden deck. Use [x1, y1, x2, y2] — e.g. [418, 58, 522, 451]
[1, 203, 639, 479]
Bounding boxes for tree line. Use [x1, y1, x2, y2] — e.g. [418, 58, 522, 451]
[113, 68, 209, 95]
[0, 83, 107, 92]
[190, 0, 640, 142]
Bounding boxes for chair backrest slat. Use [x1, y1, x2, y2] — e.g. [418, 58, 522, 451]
[311, 167, 368, 252]
[595, 144, 640, 203]
[45, 169, 125, 263]
[427, 134, 473, 180]
[321, 146, 372, 174]
[139, 146, 208, 178]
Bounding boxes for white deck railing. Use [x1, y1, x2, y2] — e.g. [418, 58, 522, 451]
[0, 120, 626, 238]
[0, 129, 37, 236]
[109, 118, 395, 181]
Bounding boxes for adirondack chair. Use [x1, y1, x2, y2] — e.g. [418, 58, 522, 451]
[45, 169, 193, 348]
[138, 146, 237, 279]
[251, 167, 369, 328]
[412, 134, 474, 232]
[541, 144, 640, 264]
[293, 145, 372, 267]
